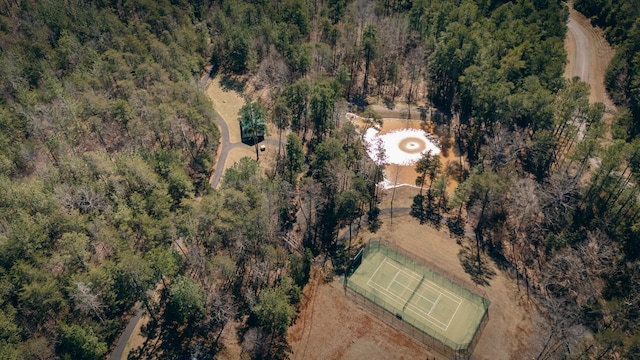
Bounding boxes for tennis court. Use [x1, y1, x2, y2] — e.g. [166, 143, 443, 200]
[346, 241, 489, 354]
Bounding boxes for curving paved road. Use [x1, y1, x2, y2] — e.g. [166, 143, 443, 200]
[567, 17, 590, 82]
[109, 12, 598, 356]
[205, 74, 280, 189]
[109, 305, 143, 360]
[209, 116, 280, 189]
[210, 108, 232, 189]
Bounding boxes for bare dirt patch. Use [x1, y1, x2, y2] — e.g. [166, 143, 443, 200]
[289, 214, 546, 359]
[206, 78, 246, 143]
[353, 115, 460, 192]
[371, 216, 545, 359]
[224, 144, 278, 175]
[215, 319, 246, 360]
[288, 270, 438, 360]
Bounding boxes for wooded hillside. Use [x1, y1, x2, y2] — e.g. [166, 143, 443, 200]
[0, 0, 639, 359]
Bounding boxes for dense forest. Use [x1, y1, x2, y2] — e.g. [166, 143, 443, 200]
[0, 0, 639, 359]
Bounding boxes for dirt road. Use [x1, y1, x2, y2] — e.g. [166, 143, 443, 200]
[564, 5, 615, 108]
[566, 18, 590, 82]
[112, 5, 617, 358]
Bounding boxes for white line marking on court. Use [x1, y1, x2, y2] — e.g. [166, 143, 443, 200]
[383, 260, 422, 281]
[427, 293, 442, 316]
[366, 258, 448, 330]
[382, 259, 464, 306]
[374, 281, 447, 330]
[445, 299, 463, 328]
[365, 256, 471, 332]
[367, 258, 387, 287]
[405, 303, 448, 330]
[369, 278, 409, 303]
[387, 269, 401, 290]
[422, 282, 463, 306]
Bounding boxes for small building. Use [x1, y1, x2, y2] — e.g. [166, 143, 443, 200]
[240, 117, 266, 143]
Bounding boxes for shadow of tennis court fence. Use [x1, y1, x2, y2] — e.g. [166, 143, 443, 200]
[344, 240, 490, 359]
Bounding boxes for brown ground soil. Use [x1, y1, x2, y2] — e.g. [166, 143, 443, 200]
[206, 78, 245, 143]
[286, 8, 617, 360]
[564, 6, 616, 110]
[120, 311, 149, 359]
[351, 115, 460, 194]
[120, 78, 279, 359]
[288, 213, 546, 360]
[288, 270, 437, 360]
[120, 5, 615, 357]
[224, 144, 278, 173]
[120, 285, 164, 359]
[216, 319, 247, 360]
[207, 76, 280, 175]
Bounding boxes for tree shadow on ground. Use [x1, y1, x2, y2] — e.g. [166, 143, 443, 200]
[382, 97, 395, 109]
[458, 241, 496, 287]
[220, 74, 246, 93]
[410, 194, 442, 230]
[127, 313, 217, 359]
[446, 216, 466, 243]
[242, 135, 265, 146]
[417, 106, 428, 121]
[350, 94, 369, 109]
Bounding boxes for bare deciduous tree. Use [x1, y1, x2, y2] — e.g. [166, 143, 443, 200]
[537, 233, 617, 360]
[481, 124, 526, 171]
[72, 282, 105, 323]
[203, 290, 237, 345]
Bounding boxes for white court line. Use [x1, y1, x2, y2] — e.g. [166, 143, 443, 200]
[368, 277, 411, 304]
[427, 293, 442, 316]
[387, 269, 401, 291]
[367, 258, 387, 286]
[422, 282, 462, 306]
[405, 296, 448, 330]
[366, 261, 449, 330]
[384, 260, 464, 306]
[384, 258, 463, 331]
[393, 272, 419, 297]
[366, 261, 424, 306]
[365, 257, 468, 331]
[407, 285, 459, 330]
[367, 260, 412, 305]
[369, 276, 449, 330]
[383, 259, 422, 281]
[445, 299, 463, 328]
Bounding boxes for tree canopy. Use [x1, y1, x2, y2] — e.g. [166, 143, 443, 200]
[0, 0, 639, 358]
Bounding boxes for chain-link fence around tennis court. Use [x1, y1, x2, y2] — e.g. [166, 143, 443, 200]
[344, 240, 490, 359]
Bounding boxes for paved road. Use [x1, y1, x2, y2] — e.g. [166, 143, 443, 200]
[205, 74, 280, 189]
[109, 304, 143, 360]
[567, 17, 590, 82]
[112, 14, 601, 355]
[210, 109, 232, 189]
[209, 111, 280, 189]
[109, 71, 226, 360]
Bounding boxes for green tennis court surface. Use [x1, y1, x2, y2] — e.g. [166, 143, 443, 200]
[346, 242, 489, 352]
